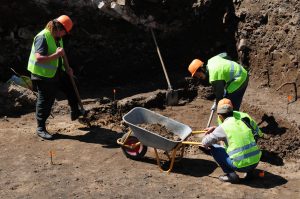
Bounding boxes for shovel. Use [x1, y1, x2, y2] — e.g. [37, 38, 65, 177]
[206, 100, 217, 128]
[150, 28, 179, 106]
[206, 109, 215, 128]
[62, 53, 91, 127]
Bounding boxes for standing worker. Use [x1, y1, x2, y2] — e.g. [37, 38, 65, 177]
[202, 98, 262, 183]
[27, 15, 83, 140]
[188, 53, 249, 111]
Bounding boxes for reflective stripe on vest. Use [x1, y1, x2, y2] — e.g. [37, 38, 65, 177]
[250, 120, 259, 136]
[207, 55, 247, 94]
[28, 52, 57, 70]
[231, 150, 261, 162]
[228, 141, 257, 156]
[229, 61, 242, 83]
[224, 61, 243, 96]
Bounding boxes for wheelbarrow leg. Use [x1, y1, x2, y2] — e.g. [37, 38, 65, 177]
[164, 145, 185, 162]
[153, 143, 183, 174]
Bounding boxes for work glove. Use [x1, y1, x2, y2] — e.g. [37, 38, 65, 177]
[211, 101, 217, 111]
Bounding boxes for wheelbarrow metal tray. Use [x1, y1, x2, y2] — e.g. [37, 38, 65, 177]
[123, 107, 192, 151]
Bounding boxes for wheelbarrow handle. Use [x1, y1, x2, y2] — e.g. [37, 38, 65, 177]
[182, 141, 205, 148]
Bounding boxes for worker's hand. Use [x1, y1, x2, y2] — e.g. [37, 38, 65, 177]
[56, 47, 65, 57]
[201, 144, 210, 150]
[211, 101, 217, 111]
[204, 126, 216, 135]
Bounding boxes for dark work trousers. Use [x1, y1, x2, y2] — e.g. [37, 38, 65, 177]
[226, 75, 249, 111]
[33, 73, 79, 130]
[210, 144, 258, 174]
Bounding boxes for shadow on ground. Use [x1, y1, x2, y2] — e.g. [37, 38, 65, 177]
[135, 156, 217, 177]
[260, 150, 284, 166]
[204, 168, 288, 189]
[239, 169, 288, 189]
[259, 114, 288, 136]
[52, 125, 122, 148]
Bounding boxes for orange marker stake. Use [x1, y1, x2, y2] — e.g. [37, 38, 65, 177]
[288, 95, 292, 102]
[49, 150, 55, 165]
[259, 170, 265, 178]
[287, 95, 292, 113]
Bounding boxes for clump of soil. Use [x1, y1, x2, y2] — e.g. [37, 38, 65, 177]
[0, 82, 36, 116]
[137, 123, 181, 141]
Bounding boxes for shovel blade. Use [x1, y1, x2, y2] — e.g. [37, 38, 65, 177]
[78, 109, 91, 127]
[166, 89, 179, 106]
[78, 116, 91, 128]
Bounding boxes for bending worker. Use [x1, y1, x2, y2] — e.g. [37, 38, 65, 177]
[27, 15, 82, 140]
[202, 98, 262, 183]
[188, 53, 248, 111]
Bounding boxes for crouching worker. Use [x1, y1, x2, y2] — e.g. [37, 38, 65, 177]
[202, 98, 262, 183]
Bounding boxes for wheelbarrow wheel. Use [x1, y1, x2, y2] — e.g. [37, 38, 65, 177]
[120, 132, 147, 160]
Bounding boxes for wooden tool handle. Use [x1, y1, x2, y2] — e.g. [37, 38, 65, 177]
[62, 54, 84, 111]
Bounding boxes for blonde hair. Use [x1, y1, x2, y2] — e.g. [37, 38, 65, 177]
[45, 20, 65, 36]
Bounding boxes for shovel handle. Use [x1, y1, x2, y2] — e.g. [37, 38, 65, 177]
[62, 54, 84, 111]
[206, 109, 215, 128]
[150, 28, 173, 90]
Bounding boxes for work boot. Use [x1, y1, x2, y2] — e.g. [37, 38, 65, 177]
[218, 172, 239, 183]
[243, 170, 256, 180]
[36, 128, 53, 140]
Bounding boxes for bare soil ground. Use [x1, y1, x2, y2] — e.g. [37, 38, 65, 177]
[0, 0, 299, 198]
[0, 82, 299, 199]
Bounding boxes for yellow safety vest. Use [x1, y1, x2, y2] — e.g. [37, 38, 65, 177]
[207, 55, 248, 93]
[221, 117, 261, 168]
[217, 111, 263, 138]
[27, 29, 65, 78]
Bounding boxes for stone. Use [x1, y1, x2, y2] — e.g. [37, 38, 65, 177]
[18, 27, 33, 40]
[237, 39, 247, 51]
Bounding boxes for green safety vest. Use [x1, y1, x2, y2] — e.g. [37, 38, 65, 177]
[27, 29, 65, 78]
[207, 55, 248, 93]
[221, 117, 261, 168]
[217, 111, 263, 138]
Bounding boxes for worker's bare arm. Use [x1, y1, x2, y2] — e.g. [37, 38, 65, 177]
[35, 47, 64, 63]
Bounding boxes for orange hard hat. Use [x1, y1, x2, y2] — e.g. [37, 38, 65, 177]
[188, 59, 204, 77]
[56, 15, 73, 33]
[217, 98, 233, 114]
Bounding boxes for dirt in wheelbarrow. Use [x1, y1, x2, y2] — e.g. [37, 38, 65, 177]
[137, 123, 181, 141]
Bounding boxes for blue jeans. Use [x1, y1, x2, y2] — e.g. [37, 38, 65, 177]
[210, 144, 258, 174]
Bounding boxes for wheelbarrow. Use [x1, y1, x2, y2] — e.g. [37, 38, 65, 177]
[117, 107, 206, 173]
